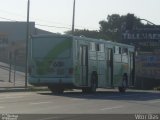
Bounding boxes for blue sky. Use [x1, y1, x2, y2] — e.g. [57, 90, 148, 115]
[0, 0, 160, 33]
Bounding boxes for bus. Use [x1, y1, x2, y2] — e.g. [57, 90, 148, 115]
[28, 34, 135, 93]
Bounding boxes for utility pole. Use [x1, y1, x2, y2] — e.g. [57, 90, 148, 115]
[25, 0, 30, 88]
[72, 0, 76, 35]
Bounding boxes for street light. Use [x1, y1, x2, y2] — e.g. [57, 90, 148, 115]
[72, 0, 76, 35]
[25, 0, 30, 88]
[139, 19, 156, 25]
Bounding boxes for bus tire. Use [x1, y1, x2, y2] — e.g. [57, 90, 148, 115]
[90, 72, 98, 93]
[118, 86, 126, 93]
[118, 73, 128, 93]
[82, 73, 98, 93]
[82, 88, 90, 93]
[48, 86, 64, 94]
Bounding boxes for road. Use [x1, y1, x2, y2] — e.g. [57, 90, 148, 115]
[0, 89, 159, 114]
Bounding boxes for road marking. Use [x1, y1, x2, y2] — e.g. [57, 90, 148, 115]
[30, 101, 51, 105]
[149, 100, 160, 104]
[0, 106, 5, 109]
[0, 93, 33, 97]
[101, 105, 124, 111]
[5, 96, 24, 99]
[0, 96, 24, 100]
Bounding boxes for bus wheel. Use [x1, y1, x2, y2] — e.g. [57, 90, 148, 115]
[118, 86, 126, 93]
[48, 86, 64, 94]
[118, 73, 128, 93]
[82, 72, 97, 93]
[82, 88, 90, 93]
[90, 72, 98, 93]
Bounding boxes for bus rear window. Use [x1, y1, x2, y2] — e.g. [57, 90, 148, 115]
[32, 37, 72, 59]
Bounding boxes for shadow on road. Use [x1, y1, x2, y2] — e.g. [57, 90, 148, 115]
[39, 90, 160, 101]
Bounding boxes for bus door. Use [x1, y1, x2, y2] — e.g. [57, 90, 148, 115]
[107, 48, 113, 87]
[129, 52, 135, 86]
[80, 45, 88, 86]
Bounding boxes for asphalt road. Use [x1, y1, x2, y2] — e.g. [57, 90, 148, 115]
[0, 89, 159, 115]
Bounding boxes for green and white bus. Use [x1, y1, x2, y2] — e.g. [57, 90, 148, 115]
[28, 34, 135, 93]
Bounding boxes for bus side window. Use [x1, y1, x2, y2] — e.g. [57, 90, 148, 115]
[114, 46, 121, 54]
[90, 42, 95, 51]
[122, 48, 128, 55]
[119, 47, 122, 54]
[96, 44, 100, 51]
[100, 44, 104, 52]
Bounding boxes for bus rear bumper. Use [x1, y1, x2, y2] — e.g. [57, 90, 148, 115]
[28, 77, 74, 87]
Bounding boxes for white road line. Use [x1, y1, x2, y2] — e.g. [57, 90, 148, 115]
[30, 102, 52, 105]
[0, 96, 24, 100]
[0, 106, 5, 109]
[0, 93, 33, 97]
[101, 105, 124, 111]
[149, 100, 160, 104]
[5, 96, 24, 99]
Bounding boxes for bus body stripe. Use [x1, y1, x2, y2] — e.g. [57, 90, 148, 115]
[36, 40, 72, 75]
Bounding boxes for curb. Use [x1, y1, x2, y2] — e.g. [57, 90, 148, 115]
[0, 87, 49, 93]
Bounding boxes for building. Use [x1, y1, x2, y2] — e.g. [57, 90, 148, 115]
[121, 25, 160, 89]
[0, 21, 54, 67]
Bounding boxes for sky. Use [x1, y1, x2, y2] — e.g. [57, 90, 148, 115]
[0, 0, 160, 33]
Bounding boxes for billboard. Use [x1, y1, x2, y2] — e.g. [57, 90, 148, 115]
[122, 25, 160, 52]
[122, 25, 160, 89]
[136, 52, 160, 79]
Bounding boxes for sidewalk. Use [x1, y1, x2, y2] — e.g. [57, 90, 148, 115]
[0, 61, 27, 92]
[0, 68, 25, 87]
[0, 62, 49, 92]
[0, 80, 31, 92]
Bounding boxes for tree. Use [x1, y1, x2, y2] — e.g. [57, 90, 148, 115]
[99, 13, 143, 41]
[65, 13, 143, 42]
[125, 14, 143, 31]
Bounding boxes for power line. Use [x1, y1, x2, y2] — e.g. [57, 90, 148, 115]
[0, 9, 74, 29]
[0, 8, 99, 30]
[0, 16, 98, 31]
[0, 8, 72, 28]
[0, 16, 70, 29]
[0, 16, 77, 30]
[0, 6, 99, 30]
[0, 16, 17, 21]
[0, 9, 99, 30]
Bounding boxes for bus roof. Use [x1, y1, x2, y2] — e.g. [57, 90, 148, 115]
[73, 36, 134, 49]
[31, 34, 134, 50]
